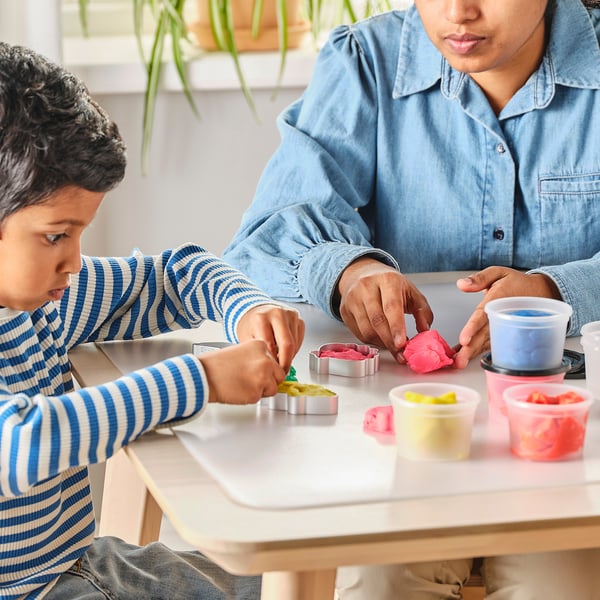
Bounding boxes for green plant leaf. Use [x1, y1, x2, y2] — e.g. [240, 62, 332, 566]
[81, 0, 394, 174]
[222, 0, 258, 119]
[251, 0, 265, 39]
[273, 0, 288, 97]
[343, 0, 357, 22]
[209, 0, 227, 50]
[170, 3, 199, 120]
[141, 8, 168, 173]
[78, 0, 89, 36]
[133, 0, 148, 64]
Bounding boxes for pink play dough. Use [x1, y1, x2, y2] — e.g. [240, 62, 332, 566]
[403, 330, 455, 374]
[363, 405, 394, 434]
[319, 348, 367, 360]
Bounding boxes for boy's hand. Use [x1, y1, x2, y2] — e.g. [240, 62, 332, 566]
[236, 304, 305, 373]
[337, 257, 433, 363]
[454, 266, 561, 369]
[199, 340, 286, 404]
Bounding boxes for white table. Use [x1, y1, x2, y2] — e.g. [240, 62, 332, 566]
[69, 273, 600, 600]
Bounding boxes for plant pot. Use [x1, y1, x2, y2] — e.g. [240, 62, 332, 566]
[189, 0, 311, 51]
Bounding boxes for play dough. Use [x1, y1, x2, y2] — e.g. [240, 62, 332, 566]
[403, 330, 455, 374]
[276, 380, 336, 397]
[404, 390, 457, 404]
[285, 365, 298, 381]
[509, 389, 588, 460]
[319, 348, 367, 360]
[363, 405, 394, 433]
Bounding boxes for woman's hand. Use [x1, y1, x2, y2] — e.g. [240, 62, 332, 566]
[337, 257, 433, 362]
[454, 266, 561, 369]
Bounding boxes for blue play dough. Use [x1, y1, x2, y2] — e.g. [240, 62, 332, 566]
[507, 309, 553, 318]
[491, 309, 565, 370]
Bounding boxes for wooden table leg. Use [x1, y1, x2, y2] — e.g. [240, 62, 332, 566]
[98, 448, 163, 545]
[261, 569, 336, 600]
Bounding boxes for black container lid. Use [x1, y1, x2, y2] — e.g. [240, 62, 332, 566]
[480, 350, 584, 378]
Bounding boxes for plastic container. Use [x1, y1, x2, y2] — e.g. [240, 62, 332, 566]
[480, 353, 570, 416]
[485, 297, 572, 371]
[389, 383, 480, 461]
[503, 383, 594, 461]
[581, 321, 600, 399]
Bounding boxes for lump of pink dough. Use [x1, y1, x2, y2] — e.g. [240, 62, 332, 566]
[319, 348, 367, 360]
[363, 405, 394, 434]
[403, 330, 455, 374]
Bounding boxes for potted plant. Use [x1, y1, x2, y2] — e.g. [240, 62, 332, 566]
[78, 0, 394, 172]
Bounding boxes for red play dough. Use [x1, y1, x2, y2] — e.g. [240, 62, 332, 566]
[363, 405, 394, 434]
[319, 348, 367, 360]
[403, 330, 455, 374]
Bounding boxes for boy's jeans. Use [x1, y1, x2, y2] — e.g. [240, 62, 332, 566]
[44, 536, 261, 600]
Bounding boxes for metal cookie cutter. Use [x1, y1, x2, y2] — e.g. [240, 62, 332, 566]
[192, 341, 232, 355]
[260, 382, 339, 415]
[309, 343, 380, 377]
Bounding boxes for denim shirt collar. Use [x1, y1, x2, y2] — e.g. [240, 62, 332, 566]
[392, 0, 600, 111]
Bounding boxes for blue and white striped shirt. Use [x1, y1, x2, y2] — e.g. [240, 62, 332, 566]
[0, 243, 274, 598]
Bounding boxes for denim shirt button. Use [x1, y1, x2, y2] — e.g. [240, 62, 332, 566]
[493, 228, 505, 240]
[496, 143, 506, 154]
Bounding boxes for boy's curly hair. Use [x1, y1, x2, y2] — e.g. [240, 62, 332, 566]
[0, 42, 127, 223]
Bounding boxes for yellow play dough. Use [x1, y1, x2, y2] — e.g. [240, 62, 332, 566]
[277, 381, 336, 397]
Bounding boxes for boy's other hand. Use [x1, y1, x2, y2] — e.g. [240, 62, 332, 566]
[236, 304, 305, 373]
[199, 340, 286, 404]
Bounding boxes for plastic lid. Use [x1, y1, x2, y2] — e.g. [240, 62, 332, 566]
[480, 351, 577, 377]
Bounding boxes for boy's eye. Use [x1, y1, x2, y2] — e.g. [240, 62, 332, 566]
[46, 233, 66, 244]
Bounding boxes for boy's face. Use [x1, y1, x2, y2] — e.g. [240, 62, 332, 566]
[415, 0, 547, 76]
[0, 186, 103, 311]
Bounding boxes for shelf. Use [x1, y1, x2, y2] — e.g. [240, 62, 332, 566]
[63, 35, 317, 94]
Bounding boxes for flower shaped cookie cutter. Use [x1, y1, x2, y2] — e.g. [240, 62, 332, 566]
[260, 382, 339, 415]
[309, 343, 380, 377]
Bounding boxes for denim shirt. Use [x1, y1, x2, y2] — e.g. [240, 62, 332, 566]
[223, 0, 600, 336]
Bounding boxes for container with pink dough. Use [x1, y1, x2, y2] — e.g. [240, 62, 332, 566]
[480, 353, 571, 417]
[503, 383, 594, 461]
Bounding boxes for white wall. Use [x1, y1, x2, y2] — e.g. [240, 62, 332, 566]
[83, 86, 303, 258]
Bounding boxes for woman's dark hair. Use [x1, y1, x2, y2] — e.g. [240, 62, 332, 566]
[583, 1, 600, 7]
[0, 42, 127, 223]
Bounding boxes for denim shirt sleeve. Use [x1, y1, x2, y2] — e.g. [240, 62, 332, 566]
[529, 250, 600, 336]
[222, 25, 399, 319]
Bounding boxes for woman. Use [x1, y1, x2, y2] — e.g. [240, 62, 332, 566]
[224, 0, 600, 597]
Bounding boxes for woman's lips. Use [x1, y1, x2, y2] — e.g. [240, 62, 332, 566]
[445, 34, 485, 55]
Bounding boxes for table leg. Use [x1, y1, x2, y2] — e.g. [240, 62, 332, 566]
[98, 448, 163, 545]
[261, 569, 336, 600]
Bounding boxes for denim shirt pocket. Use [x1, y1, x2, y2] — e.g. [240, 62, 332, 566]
[537, 172, 600, 265]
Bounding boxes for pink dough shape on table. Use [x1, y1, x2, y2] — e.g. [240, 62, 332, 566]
[363, 405, 394, 434]
[403, 330, 455, 374]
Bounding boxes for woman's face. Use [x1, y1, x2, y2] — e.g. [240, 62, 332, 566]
[414, 0, 548, 77]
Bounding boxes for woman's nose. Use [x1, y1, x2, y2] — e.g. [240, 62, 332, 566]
[446, 0, 479, 24]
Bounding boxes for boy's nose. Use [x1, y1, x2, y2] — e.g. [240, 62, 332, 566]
[60, 242, 83, 274]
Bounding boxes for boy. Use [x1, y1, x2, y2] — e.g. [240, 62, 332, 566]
[0, 42, 303, 599]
